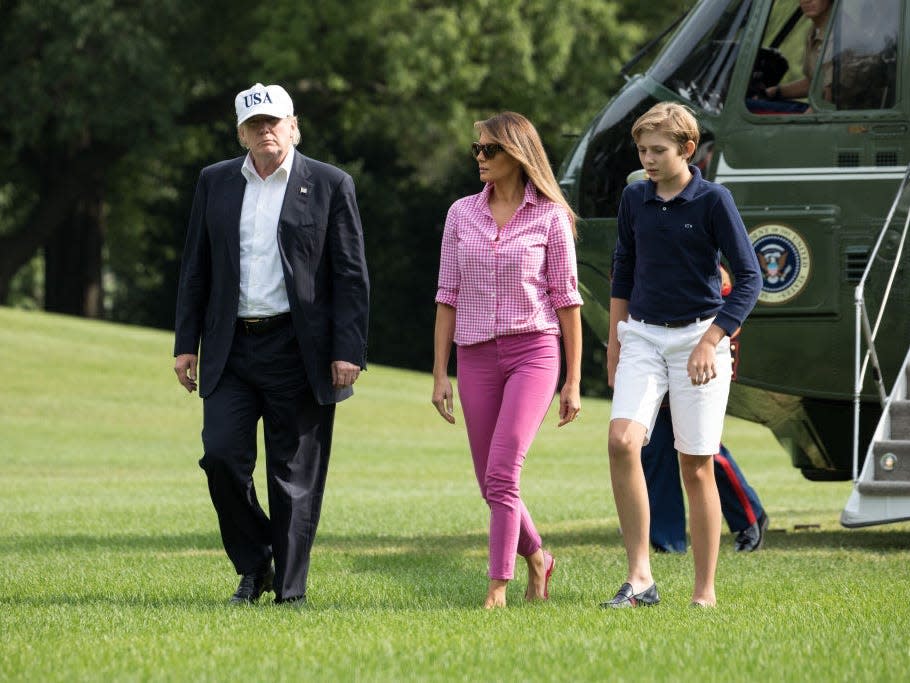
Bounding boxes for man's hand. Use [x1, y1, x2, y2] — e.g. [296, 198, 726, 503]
[174, 354, 198, 393]
[332, 360, 361, 388]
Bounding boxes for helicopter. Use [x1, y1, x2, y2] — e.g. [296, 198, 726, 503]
[557, 0, 910, 526]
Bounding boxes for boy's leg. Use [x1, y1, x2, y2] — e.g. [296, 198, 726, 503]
[608, 320, 667, 599]
[609, 418, 652, 592]
[665, 319, 732, 606]
[679, 453, 721, 606]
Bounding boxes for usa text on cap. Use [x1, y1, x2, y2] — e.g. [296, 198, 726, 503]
[235, 83, 294, 126]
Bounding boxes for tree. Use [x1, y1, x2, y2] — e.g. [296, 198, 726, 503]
[0, 0, 695, 386]
[248, 0, 647, 369]
[0, 0, 256, 316]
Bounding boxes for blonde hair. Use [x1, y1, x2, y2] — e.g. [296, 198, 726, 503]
[631, 102, 700, 160]
[474, 112, 577, 237]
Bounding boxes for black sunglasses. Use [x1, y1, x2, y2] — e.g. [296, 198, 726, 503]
[471, 142, 504, 159]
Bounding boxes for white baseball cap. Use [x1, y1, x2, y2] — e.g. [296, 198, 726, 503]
[235, 83, 294, 126]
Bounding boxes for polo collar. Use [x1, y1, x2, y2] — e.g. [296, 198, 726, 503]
[643, 164, 703, 203]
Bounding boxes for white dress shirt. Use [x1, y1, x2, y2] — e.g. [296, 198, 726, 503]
[237, 151, 295, 317]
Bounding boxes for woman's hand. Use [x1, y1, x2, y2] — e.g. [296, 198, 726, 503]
[432, 376, 456, 423]
[557, 381, 581, 427]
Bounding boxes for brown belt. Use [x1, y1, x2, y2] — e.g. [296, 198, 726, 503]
[237, 313, 291, 335]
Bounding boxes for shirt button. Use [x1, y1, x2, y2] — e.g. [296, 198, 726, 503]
[662, 206, 667, 211]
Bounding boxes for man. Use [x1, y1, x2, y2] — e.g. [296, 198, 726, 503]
[173, 82, 369, 606]
[643, 405, 769, 554]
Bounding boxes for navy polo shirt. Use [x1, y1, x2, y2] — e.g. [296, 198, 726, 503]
[611, 166, 761, 336]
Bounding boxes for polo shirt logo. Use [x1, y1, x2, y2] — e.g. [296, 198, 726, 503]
[243, 92, 273, 108]
[684, 223, 694, 229]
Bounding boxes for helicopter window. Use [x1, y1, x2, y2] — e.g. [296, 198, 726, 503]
[649, 0, 753, 114]
[822, 0, 900, 110]
[747, 0, 901, 114]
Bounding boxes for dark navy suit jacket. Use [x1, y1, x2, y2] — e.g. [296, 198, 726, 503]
[174, 149, 370, 405]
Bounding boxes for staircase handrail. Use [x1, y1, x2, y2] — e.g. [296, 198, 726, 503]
[853, 162, 910, 480]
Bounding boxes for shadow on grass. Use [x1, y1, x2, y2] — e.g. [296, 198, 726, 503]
[759, 527, 910, 551]
[3, 525, 909, 558]
[2, 524, 908, 610]
[0, 531, 221, 554]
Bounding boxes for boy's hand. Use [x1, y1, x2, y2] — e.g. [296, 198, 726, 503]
[687, 339, 718, 385]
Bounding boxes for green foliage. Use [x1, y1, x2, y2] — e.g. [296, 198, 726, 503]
[2, 307, 910, 681]
[242, 0, 649, 369]
[0, 0, 184, 152]
[0, 0, 690, 372]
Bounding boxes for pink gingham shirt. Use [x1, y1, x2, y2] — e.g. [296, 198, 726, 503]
[436, 182, 583, 346]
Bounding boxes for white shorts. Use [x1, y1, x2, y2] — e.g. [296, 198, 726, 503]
[610, 317, 732, 456]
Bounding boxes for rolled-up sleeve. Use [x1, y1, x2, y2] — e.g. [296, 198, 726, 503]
[545, 209, 584, 310]
[435, 205, 459, 307]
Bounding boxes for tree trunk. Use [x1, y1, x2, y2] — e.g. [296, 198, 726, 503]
[44, 194, 105, 318]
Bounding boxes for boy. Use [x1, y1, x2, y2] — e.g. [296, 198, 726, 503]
[603, 102, 761, 608]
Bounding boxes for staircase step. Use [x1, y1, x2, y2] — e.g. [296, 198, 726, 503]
[871, 440, 910, 481]
[857, 480, 910, 495]
[890, 401, 910, 440]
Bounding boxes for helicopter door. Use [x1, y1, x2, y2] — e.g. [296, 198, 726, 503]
[712, 0, 906, 401]
[719, 0, 905, 316]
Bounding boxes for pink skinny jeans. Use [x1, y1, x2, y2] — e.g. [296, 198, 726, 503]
[457, 332, 559, 580]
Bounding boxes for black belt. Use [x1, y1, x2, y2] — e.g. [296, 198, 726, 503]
[635, 317, 701, 328]
[237, 313, 291, 335]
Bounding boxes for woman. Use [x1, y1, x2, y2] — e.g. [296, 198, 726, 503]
[432, 112, 583, 608]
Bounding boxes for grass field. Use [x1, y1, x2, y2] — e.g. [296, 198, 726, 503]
[1, 306, 909, 682]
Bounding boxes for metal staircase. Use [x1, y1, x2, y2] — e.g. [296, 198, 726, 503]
[842, 351, 910, 526]
[841, 163, 910, 527]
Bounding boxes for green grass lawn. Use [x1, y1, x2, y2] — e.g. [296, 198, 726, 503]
[1, 306, 908, 682]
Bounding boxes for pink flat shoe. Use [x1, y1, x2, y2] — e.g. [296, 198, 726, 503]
[543, 550, 555, 599]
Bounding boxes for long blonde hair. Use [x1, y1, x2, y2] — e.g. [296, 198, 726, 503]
[475, 112, 577, 237]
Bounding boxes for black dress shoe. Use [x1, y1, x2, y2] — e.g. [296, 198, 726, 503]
[600, 582, 660, 609]
[734, 512, 769, 552]
[652, 542, 686, 554]
[229, 565, 274, 604]
[275, 594, 307, 608]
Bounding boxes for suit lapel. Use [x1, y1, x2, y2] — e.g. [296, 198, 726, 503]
[280, 150, 313, 225]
